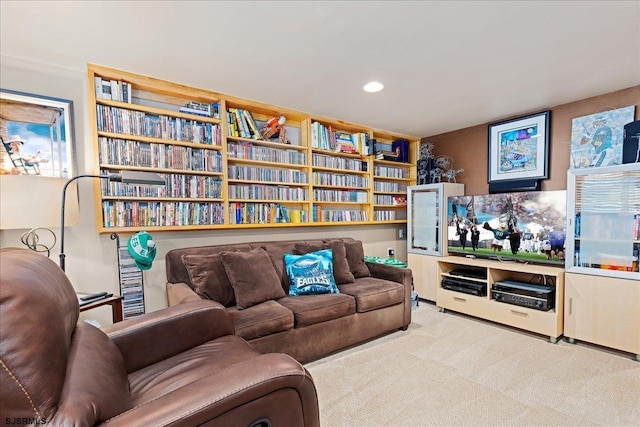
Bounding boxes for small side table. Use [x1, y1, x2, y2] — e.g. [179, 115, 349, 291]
[78, 295, 124, 323]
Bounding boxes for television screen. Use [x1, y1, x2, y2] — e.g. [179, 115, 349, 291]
[447, 190, 567, 266]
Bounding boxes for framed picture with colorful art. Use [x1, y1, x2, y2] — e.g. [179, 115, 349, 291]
[488, 110, 550, 186]
[569, 105, 635, 169]
[0, 88, 76, 177]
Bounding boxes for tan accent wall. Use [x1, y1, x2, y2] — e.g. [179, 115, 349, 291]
[424, 86, 640, 195]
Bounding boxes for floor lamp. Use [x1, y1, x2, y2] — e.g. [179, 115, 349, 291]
[59, 171, 165, 271]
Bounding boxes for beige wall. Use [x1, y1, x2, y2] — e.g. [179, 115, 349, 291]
[426, 86, 640, 195]
[0, 56, 406, 326]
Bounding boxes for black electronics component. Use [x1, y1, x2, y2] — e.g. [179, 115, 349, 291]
[491, 280, 555, 311]
[449, 267, 487, 280]
[441, 277, 486, 296]
[622, 120, 640, 164]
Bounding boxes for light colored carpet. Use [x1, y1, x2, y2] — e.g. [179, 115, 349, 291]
[305, 302, 640, 427]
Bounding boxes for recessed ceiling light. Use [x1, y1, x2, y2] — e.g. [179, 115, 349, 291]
[363, 81, 384, 93]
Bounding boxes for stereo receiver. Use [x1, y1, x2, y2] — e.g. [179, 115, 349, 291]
[491, 280, 555, 311]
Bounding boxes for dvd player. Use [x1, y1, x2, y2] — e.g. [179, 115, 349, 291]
[442, 277, 486, 296]
[449, 267, 487, 280]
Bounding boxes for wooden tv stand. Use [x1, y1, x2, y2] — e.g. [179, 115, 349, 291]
[436, 256, 564, 343]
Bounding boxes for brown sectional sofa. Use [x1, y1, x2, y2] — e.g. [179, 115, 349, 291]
[166, 238, 413, 363]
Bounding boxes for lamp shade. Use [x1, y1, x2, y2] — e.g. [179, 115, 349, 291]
[0, 175, 79, 229]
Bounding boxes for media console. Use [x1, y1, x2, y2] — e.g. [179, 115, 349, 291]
[436, 256, 565, 343]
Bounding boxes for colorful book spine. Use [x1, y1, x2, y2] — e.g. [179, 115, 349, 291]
[242, 109, 261, 139]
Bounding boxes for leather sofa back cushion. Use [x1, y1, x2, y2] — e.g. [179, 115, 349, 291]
[344, 240, 371, 278]
[220, 248, 286, 309]
[53, 322, 132, 425]
[0, 249, 79, 417]
[182, 252, 237, 306]
[294, 240, 355, 285]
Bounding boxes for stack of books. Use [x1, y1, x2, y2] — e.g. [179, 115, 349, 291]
[179, 101, 221, 119]
[95, 77, 132, 103]
[375, 149, 400, 161]
[227, 108, 262, 140]
[334, 131, 357, 153]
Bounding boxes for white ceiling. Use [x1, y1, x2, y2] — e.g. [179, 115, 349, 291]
[1, 1, 639, 138]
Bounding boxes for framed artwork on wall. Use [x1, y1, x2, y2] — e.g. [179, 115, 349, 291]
[569, 105, 636, 169]
[0, 89, 76, 178]
[487, 111, 550, 190]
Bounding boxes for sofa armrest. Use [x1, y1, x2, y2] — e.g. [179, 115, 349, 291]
[102, 300, 234, 373]
[101, 353, 320, 427]
[366, 262, 412, 286]
[166, 281, 201, 306]
[366, 262, 413, 329]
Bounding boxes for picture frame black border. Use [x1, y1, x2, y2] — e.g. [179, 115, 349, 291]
[487, 110, 551, 190]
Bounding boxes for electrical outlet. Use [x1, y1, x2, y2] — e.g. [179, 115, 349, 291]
[388, 248, 395, 258]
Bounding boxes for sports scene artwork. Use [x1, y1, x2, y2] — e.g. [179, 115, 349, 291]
[570, 105, 635, 169]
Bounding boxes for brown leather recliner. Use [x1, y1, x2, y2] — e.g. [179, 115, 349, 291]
[0, 248, 319, 427]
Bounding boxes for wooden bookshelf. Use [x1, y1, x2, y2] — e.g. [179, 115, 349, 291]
[371, 130, 416, 223]
[88, 64, 419, 232]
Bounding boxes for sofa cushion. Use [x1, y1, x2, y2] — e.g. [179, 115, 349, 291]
[220, 248, 286, 309]
[166, 243, 253, 285]
[260, 242, 298, 291]
[284, 249, 339, 296]
[277, 294, 356, 327]
[227, 300, 294, 341]
[128, 335, 261, 406]
[182, 252, 236, 306]
[294, 240, 355, 285]
[54, 322, 132, 425]
[344, 240, 371, 278]
[338, 277, 404, 312]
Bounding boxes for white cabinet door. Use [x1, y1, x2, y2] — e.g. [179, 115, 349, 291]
[564, 272, 640, 356]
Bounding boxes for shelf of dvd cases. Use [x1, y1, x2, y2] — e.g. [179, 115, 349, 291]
[311, 169, 371, 224]
[89, 64, 418, 232]
[309, 120, 373, 224]
[372, 163, 414, 223]
[371, 130, 416, 224]
[225, 100, 310, 226]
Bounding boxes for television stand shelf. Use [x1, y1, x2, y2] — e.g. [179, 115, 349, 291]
[436, 256, 565, 343]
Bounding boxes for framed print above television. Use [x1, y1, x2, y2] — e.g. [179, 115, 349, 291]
[488, 111, 550, 192]
[0, 89, 76, 178]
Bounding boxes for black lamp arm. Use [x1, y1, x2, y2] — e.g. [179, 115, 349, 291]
[59, 171, 164, 272]
[59, 174, 106, 272]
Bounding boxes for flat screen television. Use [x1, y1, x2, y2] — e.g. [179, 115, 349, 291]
[447, 190, 567, 266]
